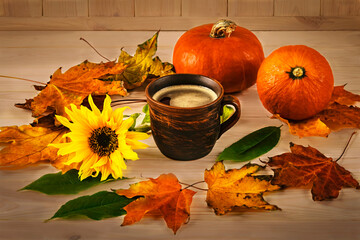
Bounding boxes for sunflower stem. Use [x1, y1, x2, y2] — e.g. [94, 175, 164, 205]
[0, 75, 46, 85]
[111, 99, 147, 107]
[80, 37, 111, 62]
[335, 131, 357, 162]
[180, 181, 208, 191]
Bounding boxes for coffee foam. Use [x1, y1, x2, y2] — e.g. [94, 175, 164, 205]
[153, 84, 218, 108]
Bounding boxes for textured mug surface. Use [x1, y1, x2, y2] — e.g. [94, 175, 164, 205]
[145, 74, 241, 160]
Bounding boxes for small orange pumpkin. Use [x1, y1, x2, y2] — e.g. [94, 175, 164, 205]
[256, 45, 334, 120]
[173, 19, 264, 93]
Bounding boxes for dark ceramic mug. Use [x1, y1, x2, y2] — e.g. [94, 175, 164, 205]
[145, 74, 241, 160]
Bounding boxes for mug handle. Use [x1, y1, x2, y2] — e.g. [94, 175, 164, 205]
[218, 95, 241, 139]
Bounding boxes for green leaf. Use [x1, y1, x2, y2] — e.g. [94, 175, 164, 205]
[217, 126, 281, 162]
[141, 104, 150, 124]
[21, 170, 120, 195]
[48, 191, 137, 221]
[117, 31, 174, 89]
[128, 113, 141, 131]
[220, 105, 235, 123]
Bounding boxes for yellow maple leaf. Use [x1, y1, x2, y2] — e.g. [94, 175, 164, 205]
[115, 31, 174, 89]
[205, 161, 280, 215]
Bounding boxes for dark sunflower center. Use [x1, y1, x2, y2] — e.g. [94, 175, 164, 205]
[88, 127, 118, 157]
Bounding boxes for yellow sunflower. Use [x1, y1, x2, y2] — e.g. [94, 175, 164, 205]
[51, 94, 149, 181]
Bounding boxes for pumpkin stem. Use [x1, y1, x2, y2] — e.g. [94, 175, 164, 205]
[287, 66, 306, 80]
[210, 19, 237, 39]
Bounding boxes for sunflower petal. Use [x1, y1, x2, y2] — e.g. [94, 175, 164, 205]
[92, 155, 108, 168]
[126, 138, 149, 150]
[88, 94, 101, 116]
[126, 131, 149, 140]
[55, 115, 72, 128]
[111, 150, 127, 170]
[116, 118, 134, 135]
[112, 107, 129, 128]
[102, 95, 113, 122]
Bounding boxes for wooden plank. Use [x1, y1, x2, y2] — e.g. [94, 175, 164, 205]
[0, 0, 42, 17]
[135, 0, 180, 17]
[0, 30, 360, 240]
[0, 16, 360, 31]
[43, 0, 88, 17]
[274, 0, 321, 16]
[89, 0, 134, 17]
[228, 0, 274, 17]
[182, 0, 227, 17]
[321, 0, 360, 16]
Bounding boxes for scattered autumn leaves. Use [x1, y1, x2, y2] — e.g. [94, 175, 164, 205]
[0, 31, 173, 169]
[274, 85, 360, 137]
[16, 31, 173, 126]
[1, 31, 360, 235]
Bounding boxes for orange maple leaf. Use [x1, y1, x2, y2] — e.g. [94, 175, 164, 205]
[205, 162, 280, 215]
[0, 125, 70, 168]
[274, 85, 360, 137]
[267, 142, 360, 201]
[116, 174, 196, 234]
[17, 60, 128, 124]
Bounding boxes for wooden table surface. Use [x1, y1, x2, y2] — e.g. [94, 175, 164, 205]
[0, 30, 359, 240]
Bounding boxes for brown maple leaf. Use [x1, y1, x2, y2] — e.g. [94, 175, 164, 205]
[267, 142, 359, 201]
[0, 125, 70, 168]
[331, 85, 360, 105]
[116, 174, 196, 234]
[274, 85, 360, 137]
[204, 161, 280, 215]
[16, 60, 128, 124]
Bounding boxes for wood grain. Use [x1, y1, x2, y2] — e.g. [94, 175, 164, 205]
[43, 0, 88, 17]
[182, 0, 227, 17]
[321, 0, 360, 16]
[1, 16, 360, 30]
[89, 0, 134, 17]
[0, 30, 359, 240]
[0, 0, 42, 17]
[135, 0, 180, 17]
[228, 0, 274, 17]
[274, 0, 321, 16]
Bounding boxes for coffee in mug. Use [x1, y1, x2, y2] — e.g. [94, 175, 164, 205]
[152, 84, 218, 108]
[145, 74, 241, 160]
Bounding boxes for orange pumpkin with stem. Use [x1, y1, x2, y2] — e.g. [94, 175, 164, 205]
[256, 45, 334, 120]
[173, 19, 264, 93]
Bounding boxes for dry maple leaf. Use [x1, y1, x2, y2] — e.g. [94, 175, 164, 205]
[331, 85, 360, 105]
[116, 174, 196, 234]
[0, 125, 70, 168]
[274, 85, 360, 137]
[114, 31, 174, 89]
[267, 142, 359, 201]
[16, 60, 128, 124]
[204, 161, 280, 215]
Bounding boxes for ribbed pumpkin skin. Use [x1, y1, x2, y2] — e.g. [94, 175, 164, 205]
[173, 24, 264, 93]
[256, 45, 334, 120]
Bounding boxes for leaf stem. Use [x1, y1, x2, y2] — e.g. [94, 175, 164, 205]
[111, 99, 147, 107]
[80, 37, 111, 62]
[180, 181, 208, 191]
[0, 75, 46, 85]
[335, 131, 357, 162]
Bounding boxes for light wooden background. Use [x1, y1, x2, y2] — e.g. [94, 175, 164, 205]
[0, 0, 360, 30]
[0, 30, 359, 240]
